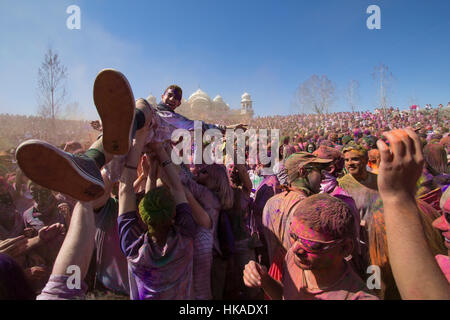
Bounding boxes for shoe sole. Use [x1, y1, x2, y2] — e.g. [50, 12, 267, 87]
[93, 69, 135, 155]
[16, 140, 105, 202]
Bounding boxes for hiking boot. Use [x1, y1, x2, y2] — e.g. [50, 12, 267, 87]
[93, 69, 135, 155]
[16, 140, 105, 202]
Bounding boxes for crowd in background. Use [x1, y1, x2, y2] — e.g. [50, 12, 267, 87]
[0, 103, 449, 300]
[0, 114, 97, 152]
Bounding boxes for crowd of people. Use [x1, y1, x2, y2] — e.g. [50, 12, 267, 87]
[0, 69, 448, 300]
[0, 114, 97, 152]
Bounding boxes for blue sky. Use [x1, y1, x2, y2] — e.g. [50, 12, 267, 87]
[0, 0, 449, 120]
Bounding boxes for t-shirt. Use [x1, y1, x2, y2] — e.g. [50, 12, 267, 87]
[118, 203, 196, 300]
[282, 249, 379, 300]
[262, 190, 307, 262]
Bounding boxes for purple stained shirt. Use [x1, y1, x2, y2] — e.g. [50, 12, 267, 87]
[118, 203, 197, 300]
[180, 171, 221, 300]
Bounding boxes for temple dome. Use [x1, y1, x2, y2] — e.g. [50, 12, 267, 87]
[213, 95, 229, 112]
[213, 95, 224, 102]
[241, 92, 252, 102]
[188, 88, 211, 103]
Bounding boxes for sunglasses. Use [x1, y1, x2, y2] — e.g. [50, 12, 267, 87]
[289, 233, 343, 253]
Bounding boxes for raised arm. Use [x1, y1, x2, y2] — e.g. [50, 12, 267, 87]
[145, 154, 159, 193]
[118, 128, 148, 216]
[184, 186, 212, 229]
[153, 144, 187, 205]
[133, 154, 149, 192]
[235, 163, 252, 196]
[377, 128, 450, 300]
[50, 201, 95, 283]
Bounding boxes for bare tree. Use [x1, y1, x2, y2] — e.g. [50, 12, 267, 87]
[296, 75, 336, 114]
[346, 80, 360, 113]
[372, 64, 394, 112]
[37, 48, 68, 122]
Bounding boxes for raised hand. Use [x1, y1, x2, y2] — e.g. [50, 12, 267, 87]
[38, 223, 66, 242]
[376, 128, 424, 201]
[377, 128, 450, 300]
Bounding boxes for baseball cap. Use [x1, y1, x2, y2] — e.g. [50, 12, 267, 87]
[285, 152, 332, 183]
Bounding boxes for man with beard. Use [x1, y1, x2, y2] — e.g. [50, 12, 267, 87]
[244, 193, 378, 300]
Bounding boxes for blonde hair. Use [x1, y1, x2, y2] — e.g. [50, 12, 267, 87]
[203, 164, 234, 210]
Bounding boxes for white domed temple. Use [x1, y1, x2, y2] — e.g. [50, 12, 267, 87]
[172, 88, 254, 123]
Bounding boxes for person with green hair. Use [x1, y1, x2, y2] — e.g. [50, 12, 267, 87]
[117, 127, 211, 300]
[138, 186, 176, 236]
